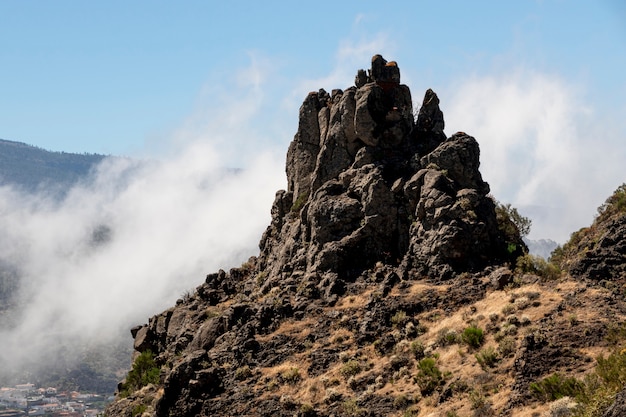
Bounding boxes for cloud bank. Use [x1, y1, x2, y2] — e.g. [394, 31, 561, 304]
[0, 60, 286, 377]
[443, 70, 625, 243]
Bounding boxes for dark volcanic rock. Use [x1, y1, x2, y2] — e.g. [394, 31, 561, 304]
[568, 215, 626, 280]
[603, 386, 626, 417]
[106, 55, 528, 417]
[259, 55, 517, 290]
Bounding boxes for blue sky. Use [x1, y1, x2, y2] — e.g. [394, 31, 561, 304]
[1, 0, 626, 242]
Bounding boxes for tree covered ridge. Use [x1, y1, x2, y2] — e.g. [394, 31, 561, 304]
[0, 138, 107, 192]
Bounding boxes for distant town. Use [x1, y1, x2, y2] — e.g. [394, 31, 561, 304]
[0, 383, 110, 417]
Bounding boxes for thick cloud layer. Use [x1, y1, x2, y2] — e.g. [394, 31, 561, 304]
[0, 133, 284, 376]
[443, 71, 626, 243]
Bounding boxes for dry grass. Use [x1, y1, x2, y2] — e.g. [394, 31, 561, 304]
[249, 273, 622, 416]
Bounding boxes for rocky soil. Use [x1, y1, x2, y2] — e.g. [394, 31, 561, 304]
[105, 56, 626, 417]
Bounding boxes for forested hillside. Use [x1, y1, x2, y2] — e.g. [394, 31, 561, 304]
[0, 138, 106, 193]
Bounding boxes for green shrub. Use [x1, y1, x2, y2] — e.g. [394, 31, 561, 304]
[340, 360, 362, 378]
[119, 350, 161, 397]
[495, 201, 532, 238]
[437, 328, 460, 346]
[593, 351, 626, 392]
[281, 367, 301, 384]
[291, 192, 309, 213]
[529, 373, 584, 401]
[475, 346, 499, 369]
[391, 310, 408, 328]
[516, 254, 561, 280]
[131, 404, 147, 417]
[461, 326, 484, 349]
[597, 183, 626, 221]
[415, 357, 443, 395]
[235, 365, 252, 380]
[410, 340, 425, 359]
[469, 389, 489, 410]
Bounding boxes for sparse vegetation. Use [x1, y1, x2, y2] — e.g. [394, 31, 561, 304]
[410, 340, 425, 359]
[340, 360, 362, 379]
[281, 367, 301, 384]
[437, 328, 461, 346]
[291, 192, 309, 213]
[462, 326, 485, 349]
[234, 365, 252, 380]
[596, 183, 626, 221]
[529, 373, 584, 401]
[495, 201, 532, 238]
[391, 310, 408, 327]
[415, 357, 443, 395]
[131, 404, 147, 417]
[516, 254, 561, 280]
[475, 346, 499, 369]
[118, 350, 161, 397]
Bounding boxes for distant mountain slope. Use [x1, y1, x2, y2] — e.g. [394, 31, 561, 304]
[524, 238, 558, 259]
[0, 138, 107, 192]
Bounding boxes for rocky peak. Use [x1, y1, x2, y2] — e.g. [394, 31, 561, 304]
[105, 56, 626, 417]
[260, 55, 521, 291]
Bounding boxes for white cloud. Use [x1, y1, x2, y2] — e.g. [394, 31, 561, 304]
[0, 56, 285, 374]
[443, 70, 625, 242]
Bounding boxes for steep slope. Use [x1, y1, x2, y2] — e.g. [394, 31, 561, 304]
[552, 184, 626, 282]
[106, 57, 626, 417]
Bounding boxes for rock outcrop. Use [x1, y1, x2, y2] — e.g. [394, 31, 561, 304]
[259, 54, 519, 293]
[106, 56, 543, 417]
[554, 184, 626, 281]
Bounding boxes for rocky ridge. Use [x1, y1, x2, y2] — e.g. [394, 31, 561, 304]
[106, 57, 626, 417]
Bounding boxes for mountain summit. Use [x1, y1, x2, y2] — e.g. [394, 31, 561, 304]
[258, 54, 522, 289]
[107, 57, 626, 417]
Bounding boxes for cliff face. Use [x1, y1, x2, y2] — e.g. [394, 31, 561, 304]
[107, 57, 626, 417]
[259, 54, 519, 292]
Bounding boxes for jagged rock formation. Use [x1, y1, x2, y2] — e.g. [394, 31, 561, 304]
[259, 54, 520, 294]
[103, 56, 624, 417]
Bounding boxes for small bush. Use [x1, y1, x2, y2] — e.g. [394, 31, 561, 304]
[299, 403, 316, 417]
[498, 336, 516, 358]
[393, 394, 410, 409]
[548, 396, 579, 417]
[291, 192, 309, 213]
[530, 373, 584, 401]
[341, 398, 365, 416]
[462, 326, 484, 349]
[495, 201, 532, 238]
[437, 328, 460, 346]
[281, 367, 301, 385]
[410, 340, 425, 359]
[475, 347, 499, 369]
[119, 350, 161, 397]
[391, 310, 408, 327]
[131, 404, 147, 417]
[340, 360, 362, 379]
[415, 357, 443, 395]
[516, 254, 561, 280]
[234, 365, 252, 380]
[469, 389, 489, 410]
[597, 183, 626, 221]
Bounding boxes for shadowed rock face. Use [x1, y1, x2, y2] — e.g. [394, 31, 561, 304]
[259, 55, 518, 287]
